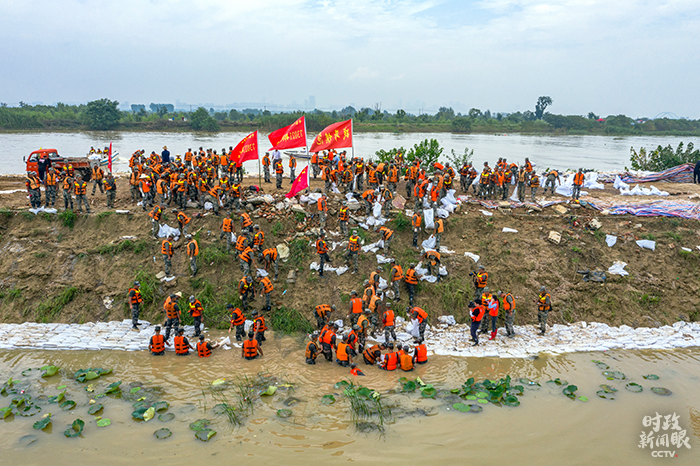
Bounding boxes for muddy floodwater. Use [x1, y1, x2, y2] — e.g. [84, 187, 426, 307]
[1, 334, 699, 465]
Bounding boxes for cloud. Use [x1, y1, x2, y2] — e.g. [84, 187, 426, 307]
[349, 67, 379, 80]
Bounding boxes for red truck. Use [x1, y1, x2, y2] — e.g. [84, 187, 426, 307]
[25, 149, 94, 181]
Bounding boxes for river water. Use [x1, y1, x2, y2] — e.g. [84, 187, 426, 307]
[1, 338, 698, 464]
[0, 131, 693, 175]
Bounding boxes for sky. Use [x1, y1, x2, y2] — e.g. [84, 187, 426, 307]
[1, 0, 699, 118]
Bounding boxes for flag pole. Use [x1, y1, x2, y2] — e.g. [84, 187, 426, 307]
[256, 131, 262, 188]
[351, 119, 354, 159]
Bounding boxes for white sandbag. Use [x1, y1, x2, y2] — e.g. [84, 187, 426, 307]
[28, 207, 46, 214]
[636, 239, 656, 251]
[310, 261, 320, 271]
[649, 185, 669, 196]
[479, 209, 493, 216]
[608, 261, 629, 276]
[420, 274, 437, 283]
[335, 266, 348, 276]
[263, 195, 275, 203]
[509, 186, 519, 202]
[415, 264, 430, 275]
[331, 184, 341, 194]
[244, 319, 254, 333]
[334, 319, 344, 329]
[423, 208, 435, 229]
[439, 247, 455, 254]
[422, 235, 436, 251]
[444, 189, 457, 205]
[502, 227, 518, 233]
[218, 336, 231, 347]
[115, 210, 130, 214]
[256, 268, 268, 277]
[583, 172, 604, 189]
[464, 252, 480, 263]
[362, 241, 381, 253]
[438, 315, 456, 326]
[438, 266, 448, 276]
[605, 235, 617, 247]
[158, 223, 181, 239]
[378, 277, 388, 291]
[681, 247, 692, 252]
[407, 319, 422, 338]
[439, 200, 455, 213]
[436, 207, 450, 218]
[372, 202, 382, 218]
[613, 175, 629, 190]
[345, 193, 355, 202]
[204, 201, 213, 210]
[376, 254, 394, 264]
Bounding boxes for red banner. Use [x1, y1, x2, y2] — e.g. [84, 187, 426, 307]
[268, 116, 307, 151]
[229, 131, 259, 167]
[107, 141, 113, 173]
[309, 119, 352, 153]
[286, 165, 309, 198]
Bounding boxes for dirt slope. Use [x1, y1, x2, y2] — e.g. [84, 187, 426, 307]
[0, 175, 699, 330]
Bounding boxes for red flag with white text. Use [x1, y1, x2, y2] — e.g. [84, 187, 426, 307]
[286, 165, 309, 199]
[229, 131, 259, 167]
[268, 116, 307, 151]
[309, 119, 352, 153]
[108, 141, 113, 173]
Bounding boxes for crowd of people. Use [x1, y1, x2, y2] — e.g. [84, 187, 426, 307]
[24, 144, 561, 368]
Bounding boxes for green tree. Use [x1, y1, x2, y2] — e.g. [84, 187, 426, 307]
[447, 147, 473, 167]
[373, 147, 406, 164]
[84, 98, 121, 130]
[468, 108, 482, 119]
[629, 142, 699, 171]
[436, 106, 455, 120]
[395, 109, 406, 121]
[535, 96, 552, 120]
[190, 107, 220, 131]
[405, 139, 443, 167]
[451, 116, 471, 132]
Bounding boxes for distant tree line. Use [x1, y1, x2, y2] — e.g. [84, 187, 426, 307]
[2, 96, 700, 137]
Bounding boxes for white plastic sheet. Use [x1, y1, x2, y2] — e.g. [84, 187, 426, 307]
[376, 254, 394, 264]
[636, 239, 656, 251]
[421, 235, 436, 251]
[613, 175, 629, 190]
[509, 186, 519, 202]
[436, 208, 450, 218]
[372, 202, 382, 218]
[464, 252, 480, 263]
[583, 172, 604, 189]
[256, 268, 268, 277]
[502, 227, 518, 233]
[608, 261, 629, 276]
[479, 209, 493, 216]
[620, 184, 669, 196]
[605, 235, 617, 247]
[157, 223, 181, 240]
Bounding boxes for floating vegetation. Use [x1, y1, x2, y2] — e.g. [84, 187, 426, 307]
[562, 385, 579, 400]
[60, 400, 76, 411]
[458, 376, 524, 407]
[643, 374, 659, 380]
[158, 413, 175, 422]
[195, 429, 217, 442]
[63, 419, 84, 438]
[591, 360, 609, 370]
[602, 371, 626, 380]
[452, 403, 483, 413]
[88, 403, 103, 415]
[33, 414, 52, 430]
[338, 380, 389, 432]
[651, 387, 672, 396]
[277, 409, 293, 418]
[96, 418, 111, 427]
[189, 419, 210, 431]
[625, 383, 643, 393]
[321, 395, 336, 405]
[41, 365, 59, 378]
[74, 368, 112, 383]
[154, 428, 172, 439]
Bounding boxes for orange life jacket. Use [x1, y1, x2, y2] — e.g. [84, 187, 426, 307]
[150, 334, 165, 353]
[261, 277, 273, 293]
[241, 213, 253, 228]
[243, 339, 259, 358]
[174, 336, 189, 355]
[574, 172, 585, 186]
[336, 343, 350, 362]
[187, 239, 199, 257]
[538, 293, 551, 311]
[161, 240, 173, 256]
[222, 218, 234, 232]
[239, 247, 253, 263]
[320, 328, 336, 345]
[189, 300, 203, 317]
[391, 264, 403, 282]
[414, 307, 428, 323]
[436, 219, 444, 234]
[254, 315, 267, 332]
[415, 344, 427, 363]
[235, 235, 247, 252]
[503, 293, 515, 312]
[315, 304, 331, 318]
[74, 181, 87, 195]
[197, 341, 211, 358]
[230, 308, 245, 326]
[363, 345, 381, 364]
[306, 341, 318, 360]
[400, 353, 414, 371]
[163, 297, 179, 319]
[384, 352, 398, 371]
[253, 231, 265, 247]
[405, 269, 418, 284]
[129, 288, 143, 305]
[350, 297, 363, 314]
[45, 173, 57, 186]
[348, 236, 360, 252]
[316, 239, 328, 254]
[383, 309, 395, 327]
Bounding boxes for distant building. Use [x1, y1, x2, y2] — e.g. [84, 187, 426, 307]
[149, 103, 174, 113]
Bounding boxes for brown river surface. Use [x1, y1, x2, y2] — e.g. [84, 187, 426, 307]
[2, 334, 699, 465]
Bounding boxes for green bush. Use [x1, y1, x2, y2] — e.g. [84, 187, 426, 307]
[629, 142, 699, 171]
[392, 213, 410, 232]
[34, 287, 80, 323]
[405, 139, 443, 168]
[59, 210, 77, 229]
[268, 306, 314, 334]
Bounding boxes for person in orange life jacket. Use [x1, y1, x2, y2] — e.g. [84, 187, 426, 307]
[258, 275, 274, 311]
[242, 331, 263, 360]
[74, 174, 91, 213]
[262, 246, 279, 281]
[149, 326, 169, 355]
[382, 303, 397, 344]
[163, 292, 182, 341]
[422, 249, 441, 280]
[186, 235, 199, 277]
[305, 332, 320, 364]
[399, 344, 415, 371]
[319, 322, 339, 362]
[345, 230, 361, 275]
[252, 309, 267, 345]
[128, 281, 143, 330]
[316, 231, 332, 277]
[274, 159, 284, 188]
[336, 334, 354, 367]
[469, 301, 486, 346]
[196, 334, 220, 357]
[220, 213, 235, 252]
[479, 287, 495, 334]
[238, 275, 255, 313]
[404, 263, 420, 307]
[572, 168, 585, 200]
[499, 290, 516, 338]
[414, 338, 428, 364]
[362, 342, 386, 365]
[44, 167, 58, 207]
[486, 291, 500, 341]
[315, 304, 335, 329]
[188, 295, 204, 336]
[471, 264, 488, 294]
[227, 304, 246, 341]
[380, 342, 399, 371]
[173, 209, 191, 236]
[91, 164, 104, 195]
[161, 234, 174, 276]
[103, 172, 117, 208]
[317, 193, 328, 228]
[411, 306, 429, 340]
[174, 328, 194, 356]
[350, 363, 365, 376]
[148, 205, 164, 239]
[262, 152, 271, 183]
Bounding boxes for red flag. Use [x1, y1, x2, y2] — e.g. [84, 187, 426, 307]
[108, 141, 113, 173]
[229, 131, 259, 167]
[268, 116, 307, 151]
[309, 119, 352, 153]
[286, 165, 309, 199]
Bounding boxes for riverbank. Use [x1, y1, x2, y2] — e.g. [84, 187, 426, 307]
[1, 175, 699, 334]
